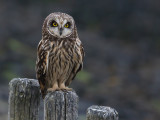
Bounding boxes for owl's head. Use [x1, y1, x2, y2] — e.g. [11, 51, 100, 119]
[43, 12, 76, 38]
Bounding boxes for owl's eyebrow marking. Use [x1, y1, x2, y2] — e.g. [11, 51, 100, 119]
[60, 17, 63, 23]
[62, 19, 68, 26]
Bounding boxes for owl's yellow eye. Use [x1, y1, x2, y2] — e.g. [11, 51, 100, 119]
[65, 24, 69, 28]
[53, 22, 58, 27]
[64, 22, 70, 28]
[52, 21, 58, 27]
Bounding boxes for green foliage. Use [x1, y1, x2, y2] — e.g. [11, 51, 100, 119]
[76, 70, 91, 84]
[151, 99, 160, 112]
[8, 38, 36, 56]
[25, 59, 36, 70]
[2, 70, 18, 81]
[8, 39, 24, 53]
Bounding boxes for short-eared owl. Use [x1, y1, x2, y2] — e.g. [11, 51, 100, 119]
[36, 12, 84, 99]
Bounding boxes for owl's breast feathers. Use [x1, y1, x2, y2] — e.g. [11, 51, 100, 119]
[36, 38, 84, 98]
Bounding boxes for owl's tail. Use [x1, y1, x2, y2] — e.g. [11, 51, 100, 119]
[39, 81, 47, 99]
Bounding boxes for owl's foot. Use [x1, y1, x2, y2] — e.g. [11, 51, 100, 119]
[61, 87, 73, 91]
[47, 83, 60, 92]
[47, 87, 60, 92]
[63, 87, 72, 91]
[59, 83, 72, 91]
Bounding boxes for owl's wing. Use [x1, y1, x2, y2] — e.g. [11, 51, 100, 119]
[80, 41, 85, 61]
[65, 38, 85, 86]
[77, 38, 85, 70]
[36, 40, 50, 99]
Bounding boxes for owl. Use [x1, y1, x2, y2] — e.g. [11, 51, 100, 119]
[36, 12, 84, 99]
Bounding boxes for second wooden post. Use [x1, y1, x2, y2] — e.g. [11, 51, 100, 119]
[44, 90, 78, 120]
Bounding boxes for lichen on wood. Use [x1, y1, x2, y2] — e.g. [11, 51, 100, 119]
[87, 105, 119, 120]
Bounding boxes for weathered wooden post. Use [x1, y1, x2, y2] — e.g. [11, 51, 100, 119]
[8, 78, 40, 120]
[87, 105, 119, 120]
[44, 90, 78, 120]
[8, 78, 119, 120]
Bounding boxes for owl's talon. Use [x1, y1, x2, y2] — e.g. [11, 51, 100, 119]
[65, 87, 72, 91]
[60, 87, 72, 91]
[59, 83, 72, 91]
[47, 88, 60, 92]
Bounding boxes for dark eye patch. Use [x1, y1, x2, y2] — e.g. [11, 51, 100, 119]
[65, 22, 71, 28]
[50, 20, 58, 27]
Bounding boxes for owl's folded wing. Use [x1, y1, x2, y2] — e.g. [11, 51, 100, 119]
[65, 38, 85, 86]
[77, 40, 85, 74]
[36, 40, 50, 99]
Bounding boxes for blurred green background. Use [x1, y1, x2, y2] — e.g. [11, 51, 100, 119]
[1, 0, 160, 120]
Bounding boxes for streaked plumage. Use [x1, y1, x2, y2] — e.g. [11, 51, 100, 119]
[36, 12, 84, 98]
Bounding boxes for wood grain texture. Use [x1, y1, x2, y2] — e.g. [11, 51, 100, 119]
[87, 105, 119, 120]
[8, 78, 40, 120]
[44, 90, 78, 120]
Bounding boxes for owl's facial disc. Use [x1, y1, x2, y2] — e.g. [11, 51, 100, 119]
[47, 18, 73, 38]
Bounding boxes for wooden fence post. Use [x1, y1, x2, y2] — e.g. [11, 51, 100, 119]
[87, 105, 119, 120]
[44, 90, 78, 120]
[8, 78, 40, 120]
[8, 78, 119, 120]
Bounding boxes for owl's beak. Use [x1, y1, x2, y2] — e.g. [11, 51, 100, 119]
[59, 28, 63, 36]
